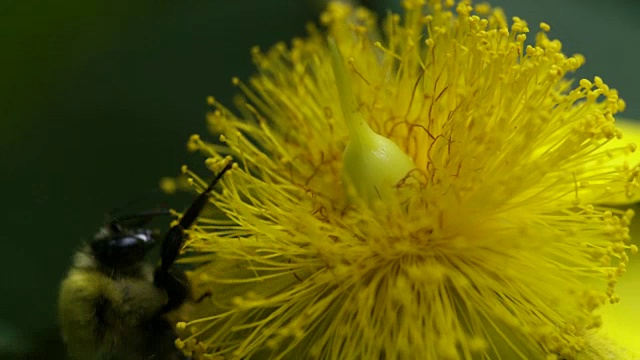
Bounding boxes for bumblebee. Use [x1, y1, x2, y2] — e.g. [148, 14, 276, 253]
[58, 163, 232, 360]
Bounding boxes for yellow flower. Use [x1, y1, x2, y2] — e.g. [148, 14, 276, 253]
[573, 119, 640, 360]
[173, 1, 638, 359]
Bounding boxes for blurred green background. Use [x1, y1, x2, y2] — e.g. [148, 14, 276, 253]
[1, 0, 638, 358]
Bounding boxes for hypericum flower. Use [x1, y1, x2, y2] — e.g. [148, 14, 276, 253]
[171, 1, 639, 359]
[577, 118, 640, 360]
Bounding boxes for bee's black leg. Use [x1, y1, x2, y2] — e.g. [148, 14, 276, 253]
[154, 162, 233, 312]
[154, 267, 190, 312]
[194, 291, 212, 303]
[146, 314, 190, 359]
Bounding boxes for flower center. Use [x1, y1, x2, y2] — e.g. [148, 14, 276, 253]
[329, 37, 416, 204]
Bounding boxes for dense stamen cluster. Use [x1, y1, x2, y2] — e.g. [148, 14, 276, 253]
[170, 1, 637, 359]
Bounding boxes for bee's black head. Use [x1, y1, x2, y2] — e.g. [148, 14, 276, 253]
[90, 223, 157, 268]
[90, 209, 172, 268]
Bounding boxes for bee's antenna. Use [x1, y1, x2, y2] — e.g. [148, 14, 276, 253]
[107, 189, 168, 220]
[178, 161, 234, 230]
[108, 209, 173, 233]
[154, 161, 233, 311]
